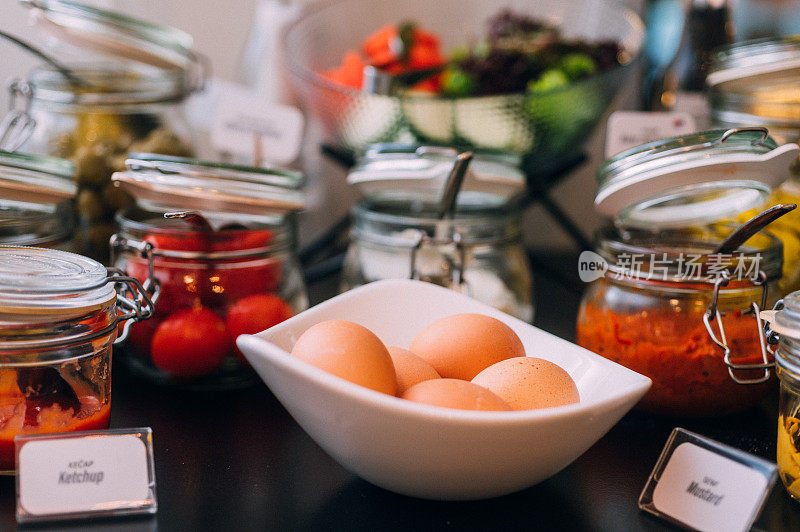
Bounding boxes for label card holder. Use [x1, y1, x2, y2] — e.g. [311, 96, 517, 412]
[639, 428, 777, 532]
[16, 427, 156, 524]
[210, 83, 305, 167]
[605, 110, 697, 157]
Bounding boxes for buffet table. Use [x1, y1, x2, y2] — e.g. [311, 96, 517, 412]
[1, 253, 799, 531]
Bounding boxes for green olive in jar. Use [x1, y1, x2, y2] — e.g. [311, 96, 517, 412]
[129, 128, 192, 157]
[76, 189, 107, 222]
[73, 145, 113, 188]
[102, 183, 135, 211]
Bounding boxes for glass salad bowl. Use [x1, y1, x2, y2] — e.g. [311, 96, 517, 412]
[283, 0, 644, 162]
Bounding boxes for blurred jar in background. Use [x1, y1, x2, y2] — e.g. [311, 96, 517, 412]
[8, 0, 204, 262]
[341, 146, 533, 322]
[111, 154, 308, 390]
[708, 38, 800, 294]
[0, 150, 76, 250]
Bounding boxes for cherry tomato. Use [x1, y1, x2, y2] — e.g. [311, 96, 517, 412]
[144, 233, 207, 252]
[226, 294, 294, 362]
[211, 229, 273, 252]
[150, 306, 230, 378]
[205, 260, 281, 308]
[127, 256, 207, 310]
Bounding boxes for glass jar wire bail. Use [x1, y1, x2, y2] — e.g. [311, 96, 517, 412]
[107, 266, 157, 344]
[704, 270, 774, 384]
[408, 230, 471, 296]
[109, 233, 159, 343]
[0, 80, 35, 152]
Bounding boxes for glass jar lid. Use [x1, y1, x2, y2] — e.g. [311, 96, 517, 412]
[707, 37, 800, 130]
[0, 150, 76, 204]
[0, 246, 115, 314]
[762, 291, 800, 375]
[707, 37, 800, 88]
[347, 144, 526, 206]
[768, 291, 800, 338]
[595, 128, 800, 229]
[112, 154, 305, 218]
[20, 0, 205, 93]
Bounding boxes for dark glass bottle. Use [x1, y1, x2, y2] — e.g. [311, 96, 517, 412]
[641, 0, 734, 112]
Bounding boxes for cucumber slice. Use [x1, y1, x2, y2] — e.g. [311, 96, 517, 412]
[338, 94, 402, 150]
[454, 96, 534, 154]
[401, 95, 455, 144]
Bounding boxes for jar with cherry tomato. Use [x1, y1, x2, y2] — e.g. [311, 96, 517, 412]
[110, 155, 308, 389]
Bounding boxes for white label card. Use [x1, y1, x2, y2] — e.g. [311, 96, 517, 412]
[652, 442, 768, 532]
[210, 83, 304, 166]
[16, 429, 156, 522]
[605, 110, 697, 157]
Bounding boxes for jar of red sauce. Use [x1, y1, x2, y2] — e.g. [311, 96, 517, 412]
[0, 245, 155, 473]
[111, 154, 308, 389]
[577, 226, 782, 416]
[577, 128, 799, 416]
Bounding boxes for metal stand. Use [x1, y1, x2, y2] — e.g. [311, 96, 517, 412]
[521, 150, 592, 251]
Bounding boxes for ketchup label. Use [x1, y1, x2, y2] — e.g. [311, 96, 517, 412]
[16, 428, 156, 523]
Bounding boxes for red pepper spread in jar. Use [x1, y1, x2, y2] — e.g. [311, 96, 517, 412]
[577, 300, 773, 417]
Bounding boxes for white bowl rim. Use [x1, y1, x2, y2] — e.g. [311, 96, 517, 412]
[238, 279, 651, 427]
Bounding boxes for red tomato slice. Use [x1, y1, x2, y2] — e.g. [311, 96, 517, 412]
[362, 25, 398, 58]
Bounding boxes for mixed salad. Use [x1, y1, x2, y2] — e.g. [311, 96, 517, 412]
[322, 10, 624, 98]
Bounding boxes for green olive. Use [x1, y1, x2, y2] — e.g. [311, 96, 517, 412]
[87, 222, 116, 253]
[130, 128, 192, 157]
[72, 145, 112, 188]
[102, 183, 134, 211]
[76, 188, 107, 222]
[53, 133, 77, 159]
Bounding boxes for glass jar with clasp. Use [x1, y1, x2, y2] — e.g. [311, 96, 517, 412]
[578, 127, 799, 416]
[708, 37, 800, 293]
[0, 150, 76, 250]
[342, 144, 533, 322]
[110, 154, 308, 390]
[0, 245, 155, 473]
[1, 0, 205, 263]
[760, 294, 800, 502]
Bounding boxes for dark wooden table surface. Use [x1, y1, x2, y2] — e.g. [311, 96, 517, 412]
[2, 252, 800, 531]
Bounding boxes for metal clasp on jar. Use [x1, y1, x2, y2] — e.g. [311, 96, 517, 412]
[408, 231, 471, 296]
[703, 270, 773, 384]
[27, 265, 158, 348]
[109, 234, 160, 343]
[0, 80, 35, 152]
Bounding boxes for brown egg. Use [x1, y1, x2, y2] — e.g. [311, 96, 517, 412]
[387, 346, 440, 394]
[401, 379, 512, 411]
[472, 357, 579, 410]
[410, 314, 525, 380]
[291, 320, 397, 395]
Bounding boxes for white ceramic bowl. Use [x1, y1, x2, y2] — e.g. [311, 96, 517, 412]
[237, 280, 650, 500]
